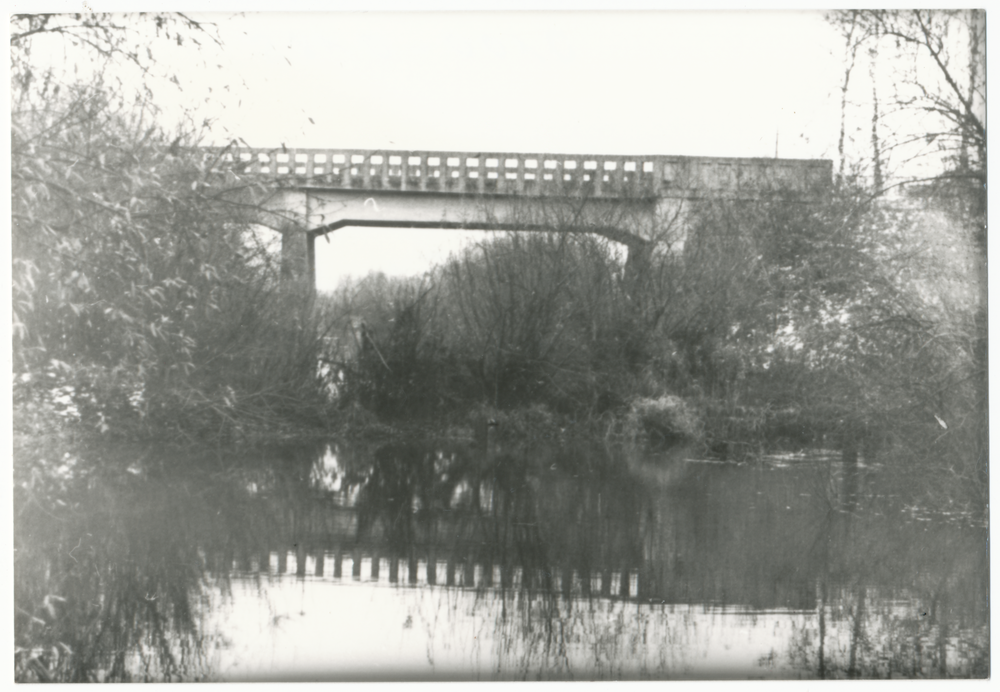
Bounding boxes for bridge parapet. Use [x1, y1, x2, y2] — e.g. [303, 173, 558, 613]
[217, 147, 832, 200]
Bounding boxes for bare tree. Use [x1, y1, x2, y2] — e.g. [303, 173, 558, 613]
[827, 10, 985, 194]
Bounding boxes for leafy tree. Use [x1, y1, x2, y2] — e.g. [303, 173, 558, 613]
[11, 14, 326, 438]
[824, 10, 985, 508]
[678, 175, 982, 502]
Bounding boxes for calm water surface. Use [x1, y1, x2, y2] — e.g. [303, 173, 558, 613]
[14, 437, 989, 681]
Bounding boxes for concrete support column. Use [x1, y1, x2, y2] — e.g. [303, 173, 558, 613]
[280, 225, 314, 297]
[623, 239, 652, 287]
[280, 225, 308, 281]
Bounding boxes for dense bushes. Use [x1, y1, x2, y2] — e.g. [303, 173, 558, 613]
[323, 186, 983, 509]
[680, 189, 985, 516]
[321, 232, 678, 421]
[324, 195, 861, 428]
[12, 81, 335, 441]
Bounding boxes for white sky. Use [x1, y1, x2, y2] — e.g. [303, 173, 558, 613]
[198, 11, 842, 159]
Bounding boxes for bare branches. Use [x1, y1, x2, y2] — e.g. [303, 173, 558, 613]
[826, 10, 985, 191]
[908, 12, 985, 146]
[11, 13, 222, 117]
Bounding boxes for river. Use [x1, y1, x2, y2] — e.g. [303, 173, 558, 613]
[13, 436, 989, 681]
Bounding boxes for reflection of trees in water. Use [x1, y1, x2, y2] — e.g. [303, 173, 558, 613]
[3, 439, 366, 682]
[626, 451, 988, 679]
[352, 440, 647, 583]
[350, 440, 652, 679]
[785, 480, 989, 679]
[345, 441, 988, 679]
[355, 443, 459, 552]
[14, 450, 281, 682]
[15, 439, 988, 681]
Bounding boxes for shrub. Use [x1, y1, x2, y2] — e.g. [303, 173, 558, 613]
[324, 232, 685, 419]
[12, 80, 336, 442]
[624, 395, 702, 447]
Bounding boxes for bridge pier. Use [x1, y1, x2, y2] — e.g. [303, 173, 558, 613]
[623, 240, 652, 284]
[281, 225, 314, 294]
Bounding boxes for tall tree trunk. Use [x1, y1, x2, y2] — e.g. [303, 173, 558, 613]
[868, 47, 883, 192]
[960, 10, 982, 174]
[837, 12, 860, 182]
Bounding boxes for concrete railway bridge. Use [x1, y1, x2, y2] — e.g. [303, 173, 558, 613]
[224, 147, 832, 294]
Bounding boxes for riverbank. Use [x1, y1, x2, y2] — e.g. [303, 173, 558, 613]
[18, 379, 988, 537]
[13, 371, 711, 463]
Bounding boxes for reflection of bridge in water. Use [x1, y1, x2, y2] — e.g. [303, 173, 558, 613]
[241, 547, 641, 601]
[229, 494, 645, 600]
[231, 440, 656, 600]
[229, 441, 833, 610]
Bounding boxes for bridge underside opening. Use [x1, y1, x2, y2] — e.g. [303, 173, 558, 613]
[307, 221, 635, 295]
[264, 186, 662, 296]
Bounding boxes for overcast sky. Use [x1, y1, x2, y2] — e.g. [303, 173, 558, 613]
[199, 11, 843, 159]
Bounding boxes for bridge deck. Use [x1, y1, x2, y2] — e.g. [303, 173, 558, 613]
[217, 147, 831, 199]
